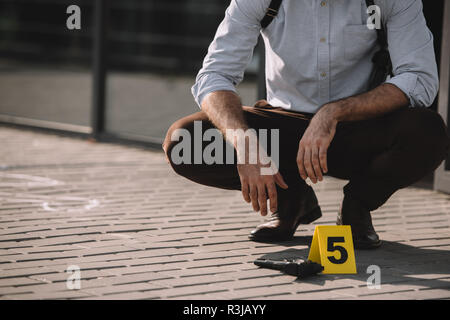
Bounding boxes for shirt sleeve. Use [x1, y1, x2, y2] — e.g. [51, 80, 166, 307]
[383, 0, 439, 108]
[191, 0, 269, 108]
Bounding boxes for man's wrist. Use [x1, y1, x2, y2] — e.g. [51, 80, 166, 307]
[230, 129, 259, 164]
[316, 102, 343, 124]
[319, 97, 355, 123]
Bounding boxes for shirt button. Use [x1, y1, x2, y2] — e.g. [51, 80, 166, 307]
[320, 72, 327, 78]
[321, 1, 327, 7]
[320, 37, 326, 43]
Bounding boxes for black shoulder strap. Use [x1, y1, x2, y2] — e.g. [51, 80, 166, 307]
[261, 0, 283, 29]
[365, 0, 393, 85]
[365, 0, 388, 49]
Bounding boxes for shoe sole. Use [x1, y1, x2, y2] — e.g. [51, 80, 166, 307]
[248, 206, 322, 242]
[299, 206, 322, 224]
[337, 219, 382, 250]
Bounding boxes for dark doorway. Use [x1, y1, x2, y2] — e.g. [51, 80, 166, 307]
[412, 1, 445, 189]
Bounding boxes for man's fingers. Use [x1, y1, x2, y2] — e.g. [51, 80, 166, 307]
[249, 184, 259, 212]
[297, 146, 307, 180]
[257, 184, 268, 216]
[303, 148, 317, 183]
[311, 146, 323, 182]
[266, 182, 278, 213]
[241, 180, 251, 203]
[274, 172, 288, 189]
[319, 144, 328, 174]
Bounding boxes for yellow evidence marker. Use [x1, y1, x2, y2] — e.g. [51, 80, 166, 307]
[307, 225, 357, 274]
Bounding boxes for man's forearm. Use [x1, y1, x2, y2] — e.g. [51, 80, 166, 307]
[319, 83, 410, 123]
[201, 90, 251, 148]
[201, 90, 248, 131]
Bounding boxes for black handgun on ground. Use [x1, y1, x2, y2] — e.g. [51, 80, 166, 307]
[254, 259, 324, 279]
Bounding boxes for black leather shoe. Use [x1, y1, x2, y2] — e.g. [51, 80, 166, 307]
[249, 186, 322, 242]
[337, 195, 382, 249]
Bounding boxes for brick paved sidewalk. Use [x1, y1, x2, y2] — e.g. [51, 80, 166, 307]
[0, 126, 449, 300]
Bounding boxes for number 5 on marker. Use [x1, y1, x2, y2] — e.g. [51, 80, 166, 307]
[307, 226, 357, 274]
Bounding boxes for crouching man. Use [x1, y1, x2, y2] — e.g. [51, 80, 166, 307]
[163, 0, 449, 249]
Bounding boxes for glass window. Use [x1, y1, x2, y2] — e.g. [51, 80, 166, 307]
[104, 0, 258, 142]
[0, 0, 93, 131]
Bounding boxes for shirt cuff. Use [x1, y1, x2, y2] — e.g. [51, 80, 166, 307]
[385, 73, 418, 107]
[191, 73, 238, 108]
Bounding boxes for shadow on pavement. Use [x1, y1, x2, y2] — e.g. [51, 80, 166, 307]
[254, 239, 450, 290]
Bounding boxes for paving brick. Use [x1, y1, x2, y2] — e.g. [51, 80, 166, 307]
[0, 267, 57, 279]
[81, 282, 158, 296]
[80, 272, 173, 289]
[79, 291, 158, 300]
[29, 269, 114, 283]
[222, 284, 297, 300]
[0, 286, 36, 296]
[153, 284, 230, 299]
[3, 290, 94, 300]
[403, 288, 450, 299]
[0, 277, 44, 287]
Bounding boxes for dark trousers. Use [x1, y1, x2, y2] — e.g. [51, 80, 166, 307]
[163, 101, 449, 211]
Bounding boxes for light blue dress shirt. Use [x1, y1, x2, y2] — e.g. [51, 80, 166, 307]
[191, 0, 439, 113]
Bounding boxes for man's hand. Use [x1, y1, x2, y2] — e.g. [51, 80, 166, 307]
[236, 136, 288, 216]
[297, 105, 337, 184]
[201, 90, 289, 216]
[237, 161, 288, 217]
[297, 84, 409, 184]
